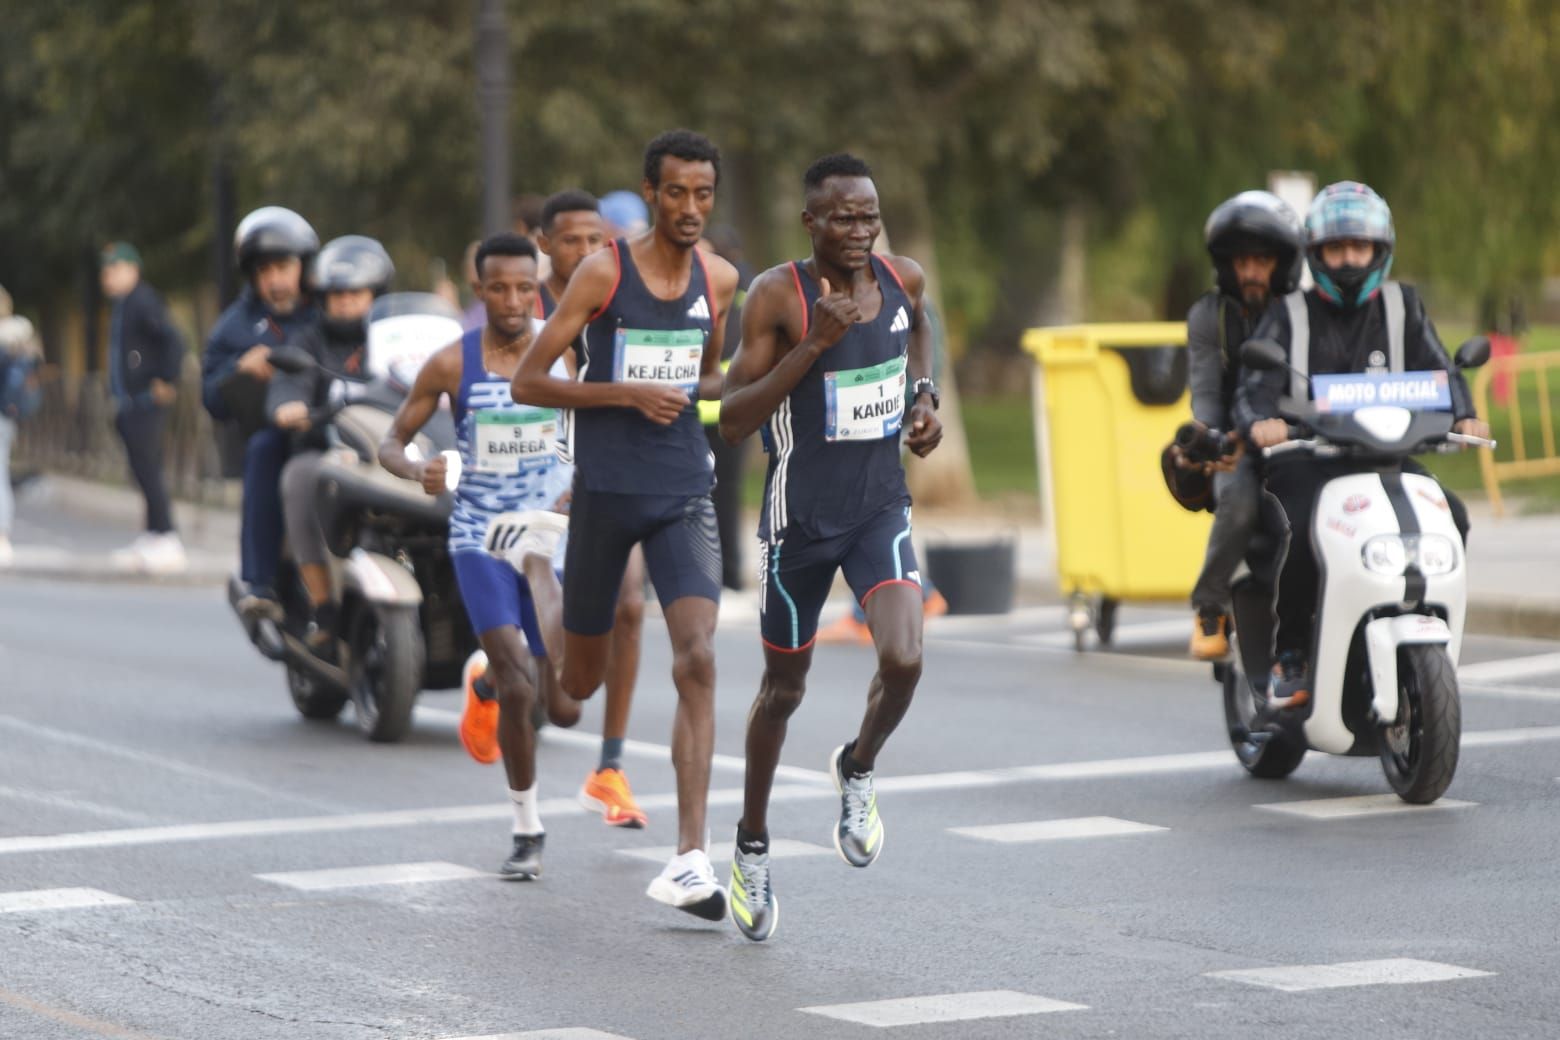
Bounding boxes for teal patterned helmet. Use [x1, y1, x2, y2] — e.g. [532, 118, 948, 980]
[1306, 181, 1395, 308]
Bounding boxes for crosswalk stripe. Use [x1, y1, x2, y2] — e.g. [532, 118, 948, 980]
[950, 817, 1167, 843]
[1206, 958, 1493, 992]
[1458, 651, 1560, 683]
[255, 861, 488, 891]
[444, 1031, 635, 1040]
[800, 990, 1087, 1027]
[0, 887, 134, 914]
[616, 839, 832, 865]
[1254, 794, 1476, 820]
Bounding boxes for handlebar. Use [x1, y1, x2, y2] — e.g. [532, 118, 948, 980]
[1263, 431, 1498, 459]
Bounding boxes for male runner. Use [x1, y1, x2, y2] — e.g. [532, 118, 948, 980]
[514, 130, 739, 920]
[536, 188, 649, 830]
[379, 233, 580, 879]
[717, 153, 943, 941]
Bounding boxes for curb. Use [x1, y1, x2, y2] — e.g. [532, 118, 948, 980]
[1466, 599, 1560, 642]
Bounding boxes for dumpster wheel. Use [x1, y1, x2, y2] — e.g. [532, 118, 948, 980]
[1068, 593, 1092, 652]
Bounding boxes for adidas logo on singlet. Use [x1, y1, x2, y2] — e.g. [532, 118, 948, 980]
[889, 306, 910, 333]
[687, 295, 711, 320]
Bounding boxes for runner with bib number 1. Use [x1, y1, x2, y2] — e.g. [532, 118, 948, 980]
[717, 153, 943, 941]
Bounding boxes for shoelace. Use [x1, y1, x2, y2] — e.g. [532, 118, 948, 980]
[842, 777, 874, 832]
[736, 852, 770, 903]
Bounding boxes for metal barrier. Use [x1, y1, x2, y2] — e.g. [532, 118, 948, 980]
[1472, 350, 1560, 517]
[11, 362, 230, 505]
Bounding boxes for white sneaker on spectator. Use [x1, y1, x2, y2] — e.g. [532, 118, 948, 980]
[0, 534, 13, 569]
[110, 533, 154, 571]
[140, 533, 188, 575]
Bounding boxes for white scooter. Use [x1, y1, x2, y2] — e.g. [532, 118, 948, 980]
[1219, 336, 1494, 803]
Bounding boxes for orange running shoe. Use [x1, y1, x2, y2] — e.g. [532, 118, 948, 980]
[922, 589, 950, 619]
[816, 613, 873, 645]
[459, 650, 501, 765]
[579, 767, 648, 828]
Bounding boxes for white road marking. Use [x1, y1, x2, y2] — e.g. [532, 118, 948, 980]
[0, 784, 163, 825]
[1206, 958, 1494, 992]
[0, 887, 134, 914]
[615, 838, 832, 865]
[256, 861, 487, 892]
[950, 817, 1167, 843]
[800, 990, 1087, 1027]
[0, 714, 343, 814]
[3, 726, 1553, 857]
[1459, 652, 1560, 684]
[1461, 682, 1560, 703]
[443, 1030, 634, 1040]
[1022, 618, 1190, 649]
[1255, 794, 1476, 820]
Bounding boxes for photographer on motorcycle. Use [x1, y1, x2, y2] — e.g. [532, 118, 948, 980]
[1183, 191, 1304, 660]
[267, 235, 394, 659]
[203, 207, 319, 619]
[1235, 181, 1489, 706]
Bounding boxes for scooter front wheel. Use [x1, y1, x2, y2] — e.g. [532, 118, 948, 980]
[1379, 644, 1461, 804]
[1222, 657, 1306, 779]
[347, 604, 424, 743]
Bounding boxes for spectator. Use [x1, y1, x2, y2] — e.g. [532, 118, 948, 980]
[0, 284, 43, 568]
[599, 190, 650, 238]
[99, 242, 188, 574]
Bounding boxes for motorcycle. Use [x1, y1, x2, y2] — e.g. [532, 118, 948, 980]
[228, 292, 477, 742]
[1218, 336, 1494, 803]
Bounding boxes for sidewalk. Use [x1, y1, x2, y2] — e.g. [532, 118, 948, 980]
[3, 475, 1556, 640]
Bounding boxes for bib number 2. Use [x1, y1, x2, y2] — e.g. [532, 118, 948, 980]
[614, 328, 703, 394]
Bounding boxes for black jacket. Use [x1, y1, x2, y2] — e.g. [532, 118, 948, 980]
[201, 288, 316, 430]
[1233, 284, 1475, 435]
[109, 281, 186, 408]
[266, 322, 368, 452]
[1185, 290, 1262, 431]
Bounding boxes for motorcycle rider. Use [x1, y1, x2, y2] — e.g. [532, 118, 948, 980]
[1184, 191, 1304, 660]
[203, 207, 319, 619]
[1235, 181, 1489, 707]
[267, 235, 392, 658]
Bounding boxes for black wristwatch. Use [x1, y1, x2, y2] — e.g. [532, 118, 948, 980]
[911, 378, 940, 410]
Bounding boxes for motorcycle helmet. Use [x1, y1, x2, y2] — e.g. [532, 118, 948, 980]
[1305, 181, 1395, 308]
[234, 206, 319, 275]
[311, 236, 394, 343]
[1204, 191, 1304, 299]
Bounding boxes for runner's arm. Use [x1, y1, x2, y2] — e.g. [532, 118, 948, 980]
[719, 269, 818, 444]
[379, 343, 459, 494]
[697, 254, 741, 402]
[895, 257, 943, 457]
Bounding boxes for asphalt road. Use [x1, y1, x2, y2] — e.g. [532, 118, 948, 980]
[2, 578, 1559, 1039]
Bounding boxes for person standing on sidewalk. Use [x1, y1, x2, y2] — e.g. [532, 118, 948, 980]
[100, 243, 188, 574]
[0, 284, 44, 569]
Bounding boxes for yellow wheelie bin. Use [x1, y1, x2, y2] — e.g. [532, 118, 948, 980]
[1021, 322, 1211, 650]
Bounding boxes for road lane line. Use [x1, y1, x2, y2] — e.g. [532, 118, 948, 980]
[0, 987, 164, 1039]
[615, 838, 832, 865]
[800, 990, 1087, 1027]
[1254, 794, 1476, 820]
[256, 861, 487, 891]
[3, 726, 1554, 857]
[0, 887, 134, 913]
[1461, 682, 1560, 703]
[0, 784, 163, 825]
[1206, 958, 1493, 992]
[1459, 652, 1560, 683]
[443, 1030, 635, 1039]
[950, 817, 1167, 843]
[0, 714, 344, 814]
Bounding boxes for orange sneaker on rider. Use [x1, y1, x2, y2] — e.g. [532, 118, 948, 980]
[459, 651, 501, 765]
[816, 613, 873, 645]
[579, 767, 647, 828]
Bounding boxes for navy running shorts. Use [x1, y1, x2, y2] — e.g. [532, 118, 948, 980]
[451, 550, 547, 655]
[563, 489, 722, 636]
[759, 505, 920, 652]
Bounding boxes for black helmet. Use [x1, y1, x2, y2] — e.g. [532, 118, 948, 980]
[1204, 191, 1304, 298]
[234, 206, 319, 275]
[310, 235, 395, 296]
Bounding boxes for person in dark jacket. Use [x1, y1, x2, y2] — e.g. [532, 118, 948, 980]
[1183, 191, 1304, 660]
[100, 242, 188, 574]
[269, 235, 393, 656]
[203, 207, 319, 618]
[1234, 181, 1489, 707]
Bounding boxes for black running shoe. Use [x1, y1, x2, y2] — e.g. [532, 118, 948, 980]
[499, 832, 544, 881]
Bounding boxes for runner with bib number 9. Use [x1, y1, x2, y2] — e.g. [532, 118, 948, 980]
[513, 130, 740, 922]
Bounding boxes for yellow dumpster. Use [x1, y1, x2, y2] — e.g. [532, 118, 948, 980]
[1022, 322, 1211, 650]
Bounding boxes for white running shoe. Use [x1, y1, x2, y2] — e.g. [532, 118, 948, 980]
[139, 533, 188, 575]
[485, 510, 568, 572]
[0, 534, 13, 569]
[646, 848, 727, 922]
[110, 533, 154, 571]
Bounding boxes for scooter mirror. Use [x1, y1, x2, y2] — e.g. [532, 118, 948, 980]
[1454, 335, 1491, 370]
[1240, 338, 1287, 372]
[268, 345, 316, 375]
[441, 449, 462, 493]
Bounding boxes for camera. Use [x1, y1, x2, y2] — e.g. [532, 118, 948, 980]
[1174, 421, 1234, 465]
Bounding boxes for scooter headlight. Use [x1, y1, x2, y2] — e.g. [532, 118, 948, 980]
[1362, 535, 1409, 576]
[1415, 534, 1458, 576]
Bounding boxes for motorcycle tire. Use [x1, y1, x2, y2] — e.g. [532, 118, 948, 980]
[1379, 644, 1460, 804]
[1222, 658, 1306, 779]
[287, 664, 349, 721]
[348, 604, 424, 743]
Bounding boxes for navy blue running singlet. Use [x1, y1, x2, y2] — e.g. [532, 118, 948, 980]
[760, 255, 913, 542]
[571, 239, 716, 496]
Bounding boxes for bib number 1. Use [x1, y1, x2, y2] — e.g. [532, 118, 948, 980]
[825, 356, 907, 442]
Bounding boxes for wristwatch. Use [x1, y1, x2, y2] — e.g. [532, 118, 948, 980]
[911, 378, 940, 410]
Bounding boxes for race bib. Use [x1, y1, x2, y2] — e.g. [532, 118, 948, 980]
[614, 328, 703, 392]
[474, 407, 558, 474]
[825, 356, 907, 442]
